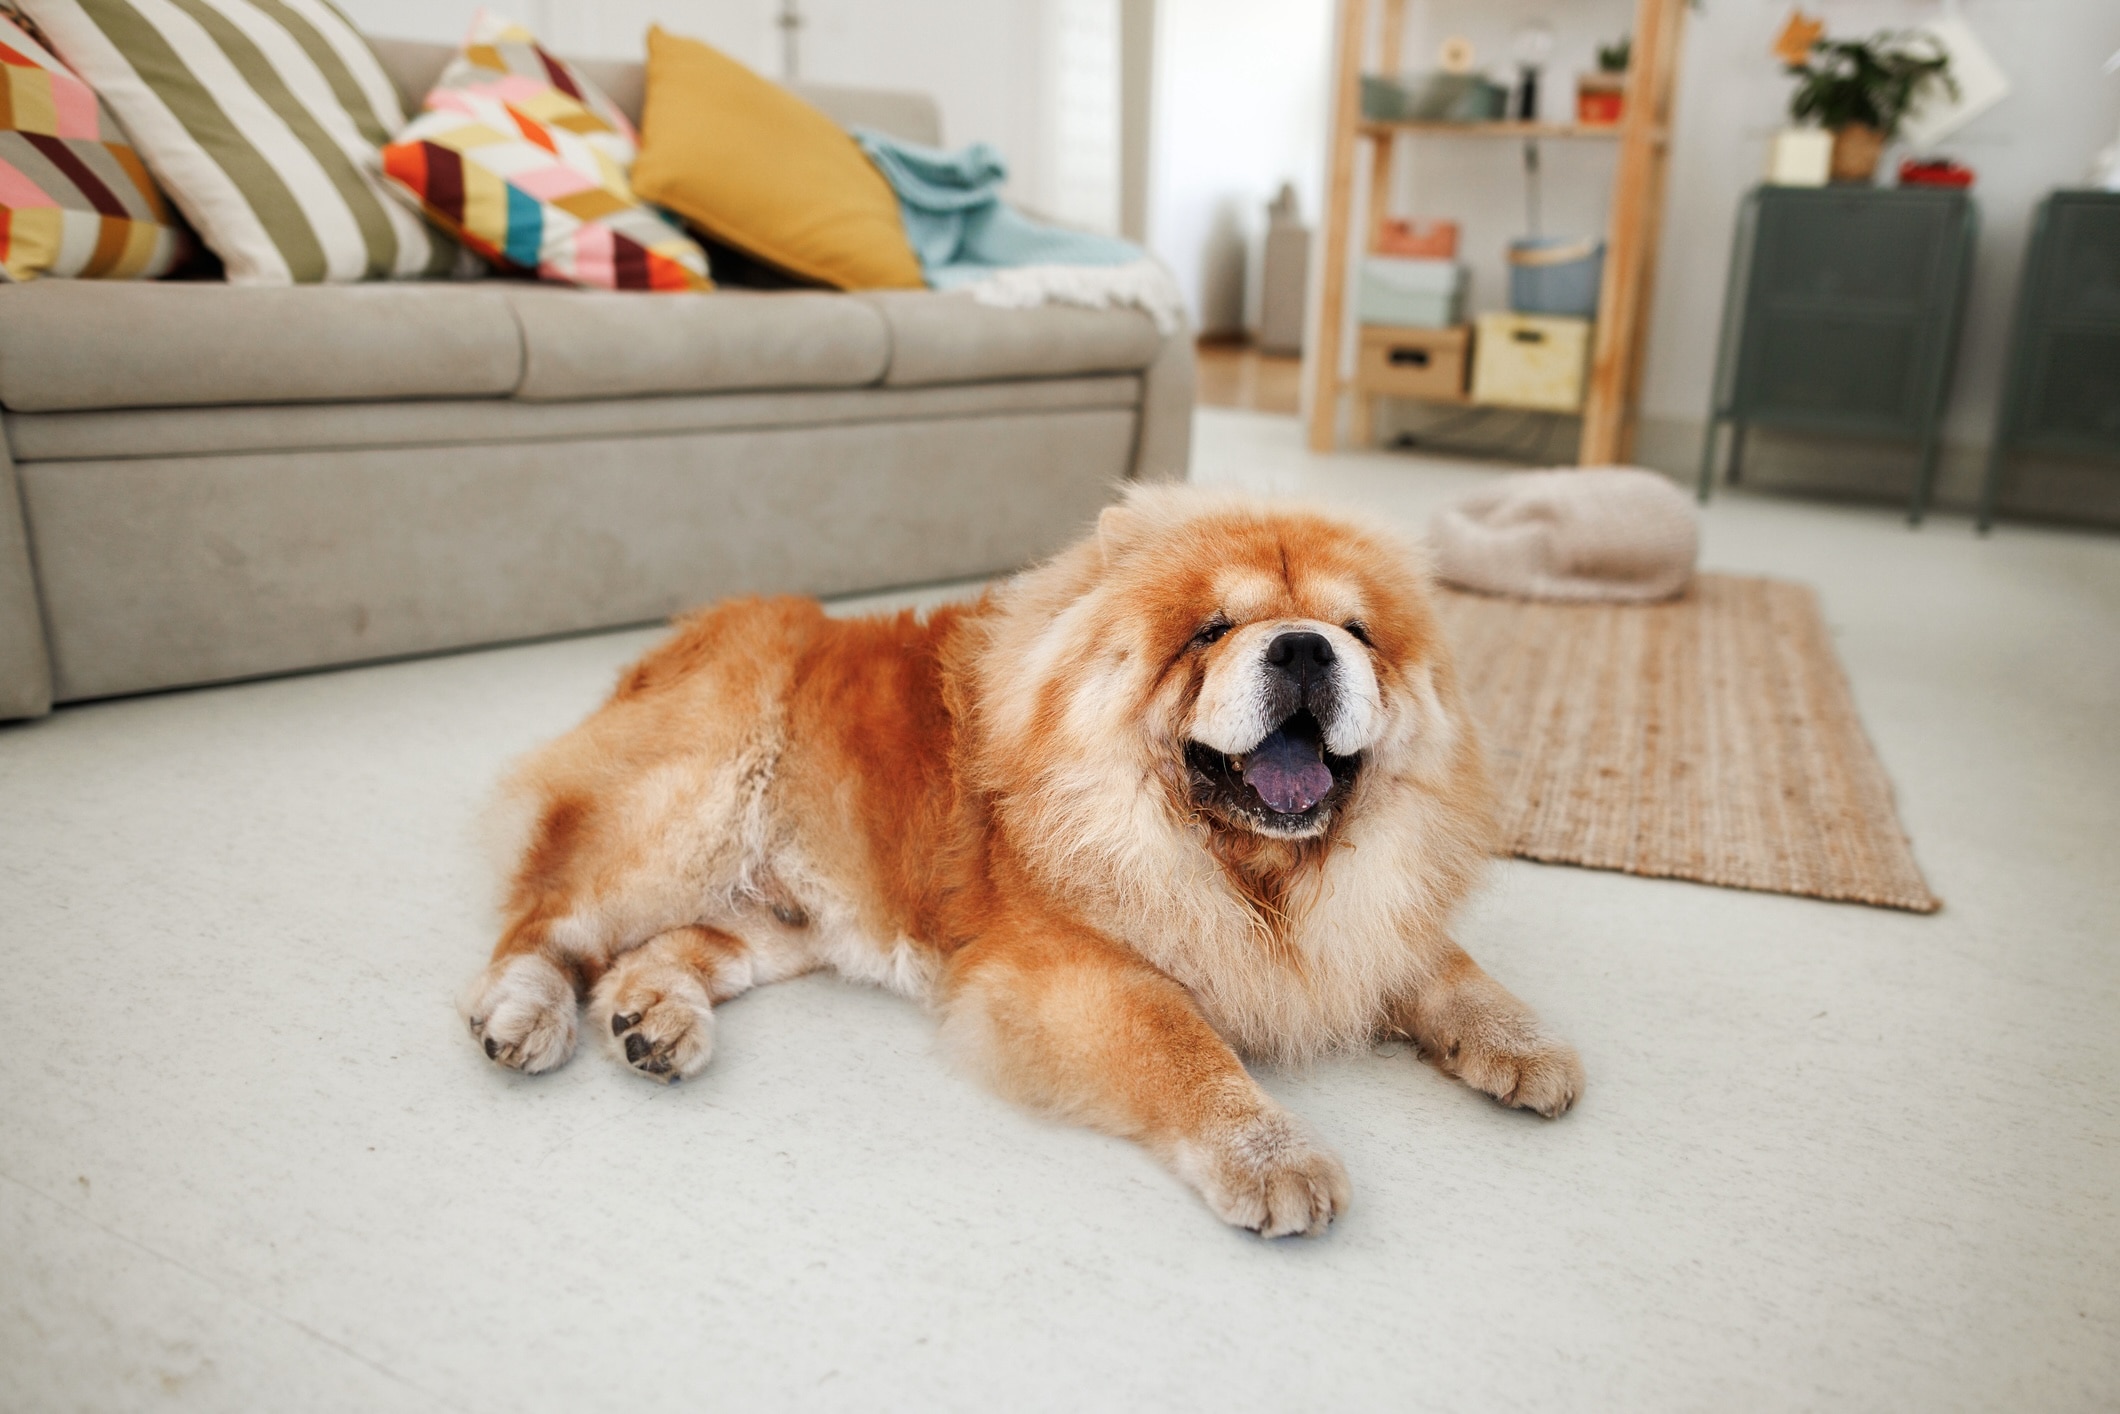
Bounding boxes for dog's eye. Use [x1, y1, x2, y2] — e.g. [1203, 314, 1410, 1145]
[1191, 618, 1232, 648]
[1344, 620, 1373, 645]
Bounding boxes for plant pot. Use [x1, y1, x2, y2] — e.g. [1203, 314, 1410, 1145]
[1576, 71, 1626, 126]
[1829, 123, 1886, 183]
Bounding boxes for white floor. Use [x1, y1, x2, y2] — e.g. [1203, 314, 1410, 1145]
[3, 409, 2116, 1412]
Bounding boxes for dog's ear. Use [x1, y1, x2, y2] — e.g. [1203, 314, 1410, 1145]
[1097, 503, 1146, 564]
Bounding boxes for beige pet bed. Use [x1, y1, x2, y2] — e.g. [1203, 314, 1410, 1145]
[1427, 467, 1699, 603]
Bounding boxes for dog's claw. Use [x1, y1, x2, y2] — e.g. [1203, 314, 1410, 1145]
[612, 1011, 641, 1036]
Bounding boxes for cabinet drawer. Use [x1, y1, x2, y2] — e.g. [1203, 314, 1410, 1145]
[1356, 325, 1469, 402]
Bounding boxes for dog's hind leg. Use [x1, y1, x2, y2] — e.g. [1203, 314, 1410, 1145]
[588, 924, 769, 1082]
[462, 768, 758, 1075]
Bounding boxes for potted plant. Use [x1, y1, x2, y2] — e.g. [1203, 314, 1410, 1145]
[1577, 36, 1629, 126]
[1785, 30, 1955, 183]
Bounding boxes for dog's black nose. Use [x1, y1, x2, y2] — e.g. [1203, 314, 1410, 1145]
[1265, 630, 1335, 679]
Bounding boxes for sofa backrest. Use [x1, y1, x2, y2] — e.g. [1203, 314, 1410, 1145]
[367, 37, 943, 148]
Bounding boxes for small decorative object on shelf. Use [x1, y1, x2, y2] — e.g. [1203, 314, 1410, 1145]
[1362, 71, 1508, 123]
[1899, 157, 1974, 188]
[1376, 218, 1459, 258]
[1578, 36, 1629, 126]
[1781, 23, 1956, 185]
[1767, 129, 1833, 186]
[1512, 20, 1555, 122]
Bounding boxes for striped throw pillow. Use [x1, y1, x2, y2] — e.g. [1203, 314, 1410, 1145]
[1, 13, 186, 280]
[379, 11, 709, 292]
[20, 0, 463, 284]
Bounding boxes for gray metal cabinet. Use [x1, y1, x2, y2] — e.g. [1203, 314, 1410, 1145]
[1699, 185, 1978, 523]
[1978, 190, 2120, 531]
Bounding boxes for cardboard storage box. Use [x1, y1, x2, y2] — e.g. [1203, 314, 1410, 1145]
[1471, 313, 1590, 412]
[1358, 257, 1467, 329]
[1356, 324, 1470, 403]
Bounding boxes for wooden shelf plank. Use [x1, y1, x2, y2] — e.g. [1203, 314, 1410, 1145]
[1359, 119, 1663, 143]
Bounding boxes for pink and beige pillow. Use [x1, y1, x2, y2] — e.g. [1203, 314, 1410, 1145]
[0, 11, 184, 281]
[379, 11, 710, 292]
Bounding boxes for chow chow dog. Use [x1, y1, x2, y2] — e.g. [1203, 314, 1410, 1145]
[461, 486, 1581, 1236]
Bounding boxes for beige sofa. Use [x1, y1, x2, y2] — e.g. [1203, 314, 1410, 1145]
[0, 39, 1193, 723]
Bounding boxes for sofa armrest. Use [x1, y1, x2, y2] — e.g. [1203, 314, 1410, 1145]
[1129, 321, 1195, 484]
[0, 435, 53, 721]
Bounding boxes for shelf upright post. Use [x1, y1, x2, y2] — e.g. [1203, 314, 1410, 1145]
[1580, 0, 1686, 464]
[1306, 0, 1374, 452]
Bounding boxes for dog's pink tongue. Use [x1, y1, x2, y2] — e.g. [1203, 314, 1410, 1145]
[1240, 729, 1333, 813]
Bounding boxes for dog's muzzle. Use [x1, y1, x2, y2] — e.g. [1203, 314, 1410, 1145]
[1238, 632, 1343, 814]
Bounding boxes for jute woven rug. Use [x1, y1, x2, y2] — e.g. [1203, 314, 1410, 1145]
[1433, 573, 1940, 912]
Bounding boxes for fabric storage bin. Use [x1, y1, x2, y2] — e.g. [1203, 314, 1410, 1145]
[1471, 313, 1591, 412]
[1376, 218, 1459, 259]
[1398, 72, 1509, 122]
[1508, 237, 1605, 318]
[1358, 257, 1467, 328]
[1356, 324, 1470, 402]
[1360, 75, 1406, 121]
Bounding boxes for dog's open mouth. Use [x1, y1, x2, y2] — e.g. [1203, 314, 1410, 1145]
[1185, 709, 1359, 835]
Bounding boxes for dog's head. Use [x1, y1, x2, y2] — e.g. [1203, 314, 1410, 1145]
[973, 485, 1472, 854]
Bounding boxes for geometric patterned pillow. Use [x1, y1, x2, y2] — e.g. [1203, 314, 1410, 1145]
[380, 11, 710, 292]
[0, 12, 186, 281]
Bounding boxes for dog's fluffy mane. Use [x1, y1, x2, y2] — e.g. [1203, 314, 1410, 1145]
[951, 485, 1498, 1061]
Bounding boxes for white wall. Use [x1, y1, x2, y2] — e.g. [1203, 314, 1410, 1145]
[336, 0, 1057, 207]
[1144, 0, 1335, 334]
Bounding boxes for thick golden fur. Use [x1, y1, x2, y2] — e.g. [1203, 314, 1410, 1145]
[462, 486, 1581, 1236]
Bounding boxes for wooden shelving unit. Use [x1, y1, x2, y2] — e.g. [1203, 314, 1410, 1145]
[1306, 0, 1690, 462]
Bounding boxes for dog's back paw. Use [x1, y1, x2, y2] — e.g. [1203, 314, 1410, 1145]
[461, 954, 579, 1074]
[590, 943, 719, 1083]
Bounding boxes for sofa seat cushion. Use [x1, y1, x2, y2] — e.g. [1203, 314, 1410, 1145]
[0, 281, 524, 412]
[5, 377, 1143, 462]
[860, 290, 1164, 386]
[506, 285, 888, 400]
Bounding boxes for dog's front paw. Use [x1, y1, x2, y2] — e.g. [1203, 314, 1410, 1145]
[460, 954, 578, 1073]
[590, 953, 715, 1083]
[1173, 1109, 1350, 1238]
[1445, 1030, 1583, 1118]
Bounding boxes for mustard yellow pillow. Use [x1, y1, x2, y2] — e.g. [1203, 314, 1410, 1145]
[631, 28, 924, 291]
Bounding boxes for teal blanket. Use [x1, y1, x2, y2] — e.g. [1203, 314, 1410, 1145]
[854, 128, 1143, 289]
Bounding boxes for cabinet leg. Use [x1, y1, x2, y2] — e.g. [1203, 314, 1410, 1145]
[1726, 421, 1747, 485]
[1696, 417, 1720, 503]
[1909, 429, 1942, 527]
[1975, 444, 2008, 535]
